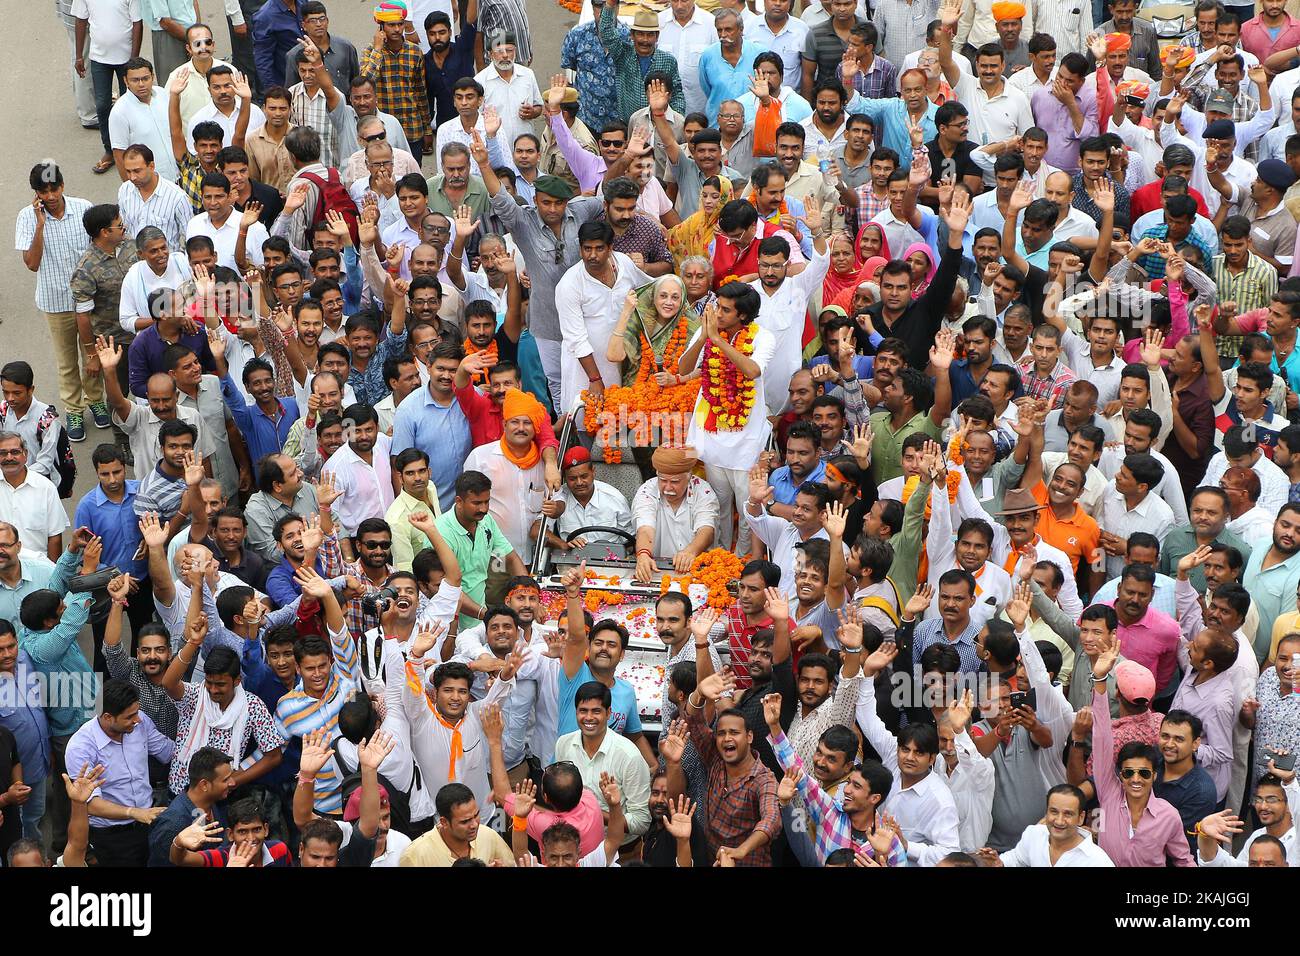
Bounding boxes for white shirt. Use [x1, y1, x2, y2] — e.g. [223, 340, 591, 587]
[746, 16, 809, 91]
[1096, 445, 1188, 525]
[164, 58, 231, 130]
[401, 666, 515, 823]
[118, 177, 191, 249]
[555, 480, 634, 545]
[685, 324, 779, 471]
[320, 433, 395, 538]
[1007, 64, 1053, 96]
[631, 475, 720, 559]
[108, 87, 179, 183]
[1202, 451, 1291, 519]
[114, 403, 211, 480]
[555, 252, 652, 413]
[187, 99, 266, 152]
[1228, 506, 1277, 545]
[0, 470, 69, 555]
[1000, 824, 1116, 866]
[1099, 485, 1176, 577]
[743, 511, 833, 602]
[750, 245, 830, 414]
[658, 7, 720, 114]
[461, 440, 547, 558]
[118, 253, 192, 334]
[935, 730, 995, 852]
[952, 74, 1035, 146]
[474, 64, 543, 166]
[70, 0, 141, 65]
[856, 679, 962, 866]
[1049, 206, 1100, 245]
[185, 211, 268, 270]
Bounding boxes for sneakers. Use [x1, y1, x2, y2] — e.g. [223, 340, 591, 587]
[66, 411, 86, 442]
[89, 401, 111, 429]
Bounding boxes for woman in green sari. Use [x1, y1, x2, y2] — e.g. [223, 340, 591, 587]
[607, 273, 700, 388]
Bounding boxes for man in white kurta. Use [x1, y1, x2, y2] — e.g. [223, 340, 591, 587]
[750, 238, 830, 414]
[461, 388, 552, 557]
[555, 243, 651, 413]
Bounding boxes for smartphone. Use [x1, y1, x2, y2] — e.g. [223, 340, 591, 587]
[1266, 750, 1297, 772]
[1009, 689, 1037, 711]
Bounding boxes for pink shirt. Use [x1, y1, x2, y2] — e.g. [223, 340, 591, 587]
[1091, 689, 1196, 867]
[1240, 16, 1300, 63]
[1171, 668, 1237, 802]
[503, 787, 606, 857]
[1103, 601, 1182, 691]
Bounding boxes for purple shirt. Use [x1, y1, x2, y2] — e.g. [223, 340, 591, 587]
[127, 324, 217, 398]
[548, 112, 606, 194]
[1171, 668, 1236, 802]
[65, 710, 175, 828]
[1030, 83, 1100, 175]
[1102, 601, 1182, 692]
[1091, 688, 1195, 867]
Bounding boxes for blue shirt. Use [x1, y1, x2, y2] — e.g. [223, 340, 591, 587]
[18, 586, 95, 737]
[845, 94, 938, 171]
[0, 649, 52, 782]
[148, 790, 228, 867]
[949, 359, 986, 406]
[347, 326, 408, 406]
[698, 41, 770, 123]
[770, 459, 828, 506]
[425, 22, 479, 127]
[0, 552, 69, 629]
[219, 374, 299, 477]
[560, 23, 622, 134]
[391, 386, 471, 512]
[251, 0, 303, 91]
[265, 554, 329, 608]
[555, 662, 643, 738]
[75, 481, 146, 579]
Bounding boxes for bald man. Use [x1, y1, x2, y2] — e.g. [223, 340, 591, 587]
[100, 346, 214, 479]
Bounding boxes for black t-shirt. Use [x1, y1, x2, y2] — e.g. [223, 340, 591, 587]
[643, 820, 713, 867]
[235, 180, 285, 230]
[925, 138, 981, 189]
[340, 825, 379, 866]
[0, 727, 21, 859]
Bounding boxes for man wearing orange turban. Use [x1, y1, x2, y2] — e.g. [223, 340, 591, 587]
[990, 1, 1026, 21]
[462, 388, 560, 557]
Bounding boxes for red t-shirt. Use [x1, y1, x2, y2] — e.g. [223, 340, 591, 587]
[1128, 179, 1210, 223]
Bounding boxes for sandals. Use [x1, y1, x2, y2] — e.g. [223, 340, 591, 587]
[92, 155, 114, 175]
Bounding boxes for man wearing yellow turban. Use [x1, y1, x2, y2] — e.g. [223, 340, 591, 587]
[462, 388, 559, 558]
[630, 447, 718, 583]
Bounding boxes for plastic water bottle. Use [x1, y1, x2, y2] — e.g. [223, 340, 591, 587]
[1293, 654, 1300, 696]
[817, 142, 830, 175]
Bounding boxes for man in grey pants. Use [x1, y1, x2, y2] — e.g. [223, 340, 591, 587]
[224, 0, 265, 99]
[143, 0, 198, 81]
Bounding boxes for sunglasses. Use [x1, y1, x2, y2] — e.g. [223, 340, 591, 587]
[191, 38, 214, 49]
[599, 138, 625, 148]
[1119, 767, 1154, 780]
[362, 131, 387, 143]
[359, 539, 393, 550]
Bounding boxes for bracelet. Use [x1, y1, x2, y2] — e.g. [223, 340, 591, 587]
[694, 642, 710, 649]
[587, 374, 603, 383]
[296, 772, 316, 788]
[112, 598, 129, 607]
[686, 692, 704, 711]
[1090, 673, 1107, 683]
[512, 815, 528, 831]
[636, 548, 653, 558]
[841, 647, 863, 655]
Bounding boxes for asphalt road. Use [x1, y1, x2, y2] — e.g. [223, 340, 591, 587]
[1, 0, 575, 501]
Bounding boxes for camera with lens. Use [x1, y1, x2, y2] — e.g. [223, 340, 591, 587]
[361, 586, 398, 616]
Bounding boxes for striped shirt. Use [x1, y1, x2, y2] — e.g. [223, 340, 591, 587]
[118, 177, 191, 248]
[273, 619, 359, 814]
[770, 730, 908, 866]
[479, 0, 533, 65]
[132, 463, 187, 521]
[1213, 252, 1278, 359]
[289, 83, 339, 170]
[14, 197, 93, 312]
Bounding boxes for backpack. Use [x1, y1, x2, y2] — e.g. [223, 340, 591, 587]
[300, 169, 360, 245]
[334, 748, 414, 838]
[1, 402, 76, 499]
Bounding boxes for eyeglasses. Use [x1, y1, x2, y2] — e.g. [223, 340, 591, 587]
[303, 14, 328, 24]
[362, 131, 387, 143]
[369, 160, 394, 171]
[425, 225, 451, 236]
[1254, 794, 1284, 805]
[1119, 767, 1154, 780]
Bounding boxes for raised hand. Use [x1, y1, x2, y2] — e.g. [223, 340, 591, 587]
[95, 334, 122, 370]
[1140, 327, 1164, 368]
[240, 201, 263, 230]
[698, 670, 736, 703]
[175, 818, 225, 851]
[1177, 544, 1212, 578]
[546, 73, 568, 109]
[283, 182, 311, 214]
[512, 778, 537, 817]
[947, 688, 974, 732]
[453, 203, 481, 239]
[1093, 175, 1115, 214]
[300, 512, 324, 553]
[482, 104, 501, 139]
[63, 763, 107, 804]
[314, 471, 342, 509]
[659, 718, 688, 764]
[598, 772, 622, 808]
[357, 729, 396, 771]
[138, 511, 168, 550]
[823, 500, 848, 540]
[665, 795, 695, 840]
[480, 702, 504, 742]
[560, 560, 587, 596]
[761, 692, 783, 731]
[763, 586, 789, 623]
[409, 620, 444, 660]
[226, 840, 258, 867]
[835, 607, 864, 651]
[904, 583, 933, 620]
[777, 764, 802, 803]
[298, 727, 335, 777]
[1008, 178, 1035, 214]
[848, 422, 874, 464]
[293, 563, 332, 601]
[1005, 581, 1032, 631]
[1070, 706, 1093, 743]
[646, 78, 670, 115]
[232, 70, 252, 102]
[1092, 630, 1120, 680]
[862, 639, 899, 677]
[1197, 810, 1244, 845]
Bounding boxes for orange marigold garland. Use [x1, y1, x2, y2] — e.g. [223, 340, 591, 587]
[582, 320, 698, 462]
[689, 548, 746, 609]
[701, 323, 757, 432]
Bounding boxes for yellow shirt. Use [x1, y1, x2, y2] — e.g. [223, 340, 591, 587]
[1269, 609, 1300, 665]
[398, 827, 515, 867]
[385, 489, 442, 572]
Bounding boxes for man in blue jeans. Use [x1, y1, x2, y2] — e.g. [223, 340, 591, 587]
[73, 0, 145, 175]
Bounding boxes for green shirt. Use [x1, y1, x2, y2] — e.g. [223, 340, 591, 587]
[434, 507, 513, 630]
[385, 489, 442, 573]
[1156, 524, 1253, 592]
[425, 175, 492, 221]
[868, 411, 942, 484]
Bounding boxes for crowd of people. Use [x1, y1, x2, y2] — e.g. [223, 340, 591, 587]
[4, 0, 1300, 870]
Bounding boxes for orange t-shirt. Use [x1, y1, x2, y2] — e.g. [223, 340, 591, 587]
[1032, 482, 1102, 576]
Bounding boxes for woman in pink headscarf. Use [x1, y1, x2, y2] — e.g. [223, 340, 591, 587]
[900, 242, 938, 296]
[855, 222, 891, 263]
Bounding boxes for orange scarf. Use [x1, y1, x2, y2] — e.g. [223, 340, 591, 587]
[754, 97, 782, 156]
[464, 338, 499, 388]
[499, 386, 545, 469]
[500, 436, 542, 469]
[435, 710, 465, 781]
